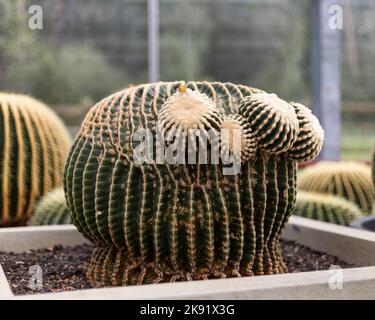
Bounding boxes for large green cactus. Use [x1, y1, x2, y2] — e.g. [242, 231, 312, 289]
[64, 81, 324, 287]
[293, 191, 362, 226]
[298, 161, 374, 215]
[28, 188, 71, 226]
[0, 93, 72, 226]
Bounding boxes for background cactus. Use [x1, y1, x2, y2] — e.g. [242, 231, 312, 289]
[298, 161, 375, 215]
[64, 81, 323, 287]
[0, 93, 72, 226]
[28, 188, 71, 226]
[293, 191, 362, 226]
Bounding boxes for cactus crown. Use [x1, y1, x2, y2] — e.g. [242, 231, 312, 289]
[298, 161, 375, 215]
[294, 191, 362, 226]
[288, 102, 324, 161]
[159, 86, 222, 133]
[28, 188, 71, 226]
[64, 81, 324, 287]
[238, 93, 300, 154]
[0, 93, 71, 226]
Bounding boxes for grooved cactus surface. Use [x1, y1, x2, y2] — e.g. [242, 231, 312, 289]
[64, 81, 324, 287]
[0, 93, 72, 226]
[293, 191, 362, 226]
[28, 188, 71, 226]
[298, 161, 375, 215]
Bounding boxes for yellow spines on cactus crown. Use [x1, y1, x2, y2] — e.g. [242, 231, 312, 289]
[0, 93, 72, 226]
[158, 85, 223, 133]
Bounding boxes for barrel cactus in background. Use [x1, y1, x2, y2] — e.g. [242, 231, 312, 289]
[298, 161, 375, 215]
[293, 191, 362, 226]
[28, 188, 71, 226]
[64, 81, 324, 287]
[0, 93, 72, 226]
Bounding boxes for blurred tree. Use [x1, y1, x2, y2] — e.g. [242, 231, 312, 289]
[3, 44, 127, 104]
[0, 0, 127, 104]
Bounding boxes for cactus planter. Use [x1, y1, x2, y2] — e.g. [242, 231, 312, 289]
[298, 161, 375, 215]
[0, 93, 71, 227]
[64, 81, 324, 287]
[2, 217, 375, 299]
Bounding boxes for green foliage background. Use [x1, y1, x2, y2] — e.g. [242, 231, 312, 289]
[0, 0, 374, 160]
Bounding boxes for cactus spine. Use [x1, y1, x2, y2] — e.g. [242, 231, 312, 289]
[0, 93, 71, 226]
[28, 188, 71, 225]
[64, 81, 324, 287]
[293, 191, 362, 226]
[298, 161, 374, 215]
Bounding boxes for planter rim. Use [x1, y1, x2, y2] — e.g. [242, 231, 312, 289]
[13, 266, 375, 300]
[288, 216, 375, 241]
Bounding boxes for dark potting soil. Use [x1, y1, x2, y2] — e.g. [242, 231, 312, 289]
[0, 241, 356, 295]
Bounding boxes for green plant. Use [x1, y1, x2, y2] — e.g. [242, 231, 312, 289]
[298, 161, 375, 215]
[0, 93, 71, 226]
[64, 81, 324, 287]
[28, 188, 71, 226]
[3, 44, 127, 105]
[293, 191, 362, 226]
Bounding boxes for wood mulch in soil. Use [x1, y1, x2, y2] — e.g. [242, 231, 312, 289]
[0, 240, 356, 295]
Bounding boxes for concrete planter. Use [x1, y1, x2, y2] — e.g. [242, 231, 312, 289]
[1, 216, 375, 300]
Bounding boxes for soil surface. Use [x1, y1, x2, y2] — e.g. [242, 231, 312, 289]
[0, 241, 356, 295]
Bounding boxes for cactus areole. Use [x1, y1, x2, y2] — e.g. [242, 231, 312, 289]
[64, 81, 324, 287]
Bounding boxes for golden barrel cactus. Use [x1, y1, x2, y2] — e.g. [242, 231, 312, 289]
[0, 93, 71, 226]
[298, 161, 375, 214]
[28, 188, 71, 226]
[293, 191, 362, 226]
[64, 81, 324, 287]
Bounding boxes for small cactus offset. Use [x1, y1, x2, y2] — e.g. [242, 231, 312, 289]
[293, 191, 362, 226]
[0, 93, 72, 226]
[64, 81, 324, 287]
[298, 161, 375, 215]
[28, 188, 71, 226]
